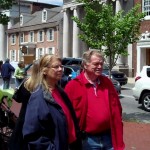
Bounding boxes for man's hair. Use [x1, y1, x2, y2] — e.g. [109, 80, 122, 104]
[18, 61, 24, 67]
[81, 50, 104, 67]
[5, 58, 10, 63]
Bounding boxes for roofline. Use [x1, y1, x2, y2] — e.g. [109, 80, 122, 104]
[7, 21, 59, 33]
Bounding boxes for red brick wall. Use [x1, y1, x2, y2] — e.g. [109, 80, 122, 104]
[8, 27, 59, 61]
[132, 0, 150, 76]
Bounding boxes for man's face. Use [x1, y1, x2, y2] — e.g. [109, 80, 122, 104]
[85, 54, 104, 77]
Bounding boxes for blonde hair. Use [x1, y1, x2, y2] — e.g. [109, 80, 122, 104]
[24, 60, 40, 92]
[81, 50, 104, 68]
[39, 54, 62, 91]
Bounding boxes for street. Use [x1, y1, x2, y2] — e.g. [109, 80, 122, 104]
[0, 78, 150, 122]
[120, 83, 150, 123]
[0, 78, 150, 149]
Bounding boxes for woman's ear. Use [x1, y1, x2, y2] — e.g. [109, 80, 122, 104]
[84, 64, 87, 70]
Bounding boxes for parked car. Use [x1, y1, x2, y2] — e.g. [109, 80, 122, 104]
[25, 61, 121, 94]
[132, 66, 150, 112]
[103, 65, 128, 86]
[62, 57, 127, 86]
[59, 65, 81, 88]
[61, 65, 121, 94]
[62, 57, 82, 65]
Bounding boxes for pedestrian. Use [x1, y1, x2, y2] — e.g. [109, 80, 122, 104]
[22, 54, 81, 150]
[0, 60, 3, 74]
[65, 50, 125, 150]
[8, 59, 40, 150]
[1, 58, 15, 89]
[14, 61, 26, 88]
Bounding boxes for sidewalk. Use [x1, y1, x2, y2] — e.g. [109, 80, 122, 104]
[124, 121, 150, 150]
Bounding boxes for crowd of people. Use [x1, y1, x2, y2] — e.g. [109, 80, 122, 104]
[0, 50, 125, 150]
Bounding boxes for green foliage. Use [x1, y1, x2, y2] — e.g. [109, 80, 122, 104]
[0, 0, 14, 25]
[72, 0, 145, 70]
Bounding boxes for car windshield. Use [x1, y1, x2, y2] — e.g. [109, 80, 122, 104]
[67, 65, 81, 72]
[103, 64, 109, 70]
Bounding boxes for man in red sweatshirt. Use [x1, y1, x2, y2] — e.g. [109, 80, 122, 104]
[65, 50, 125, 150]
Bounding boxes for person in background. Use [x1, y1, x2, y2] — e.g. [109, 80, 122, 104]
[23, 54, 81, 150]
[0, 60, 3, 75]
[8, 60, 40, 150]
[14, 61, 25, 88]
[1, 58, 15, 89]
[65, 50, 125, 150]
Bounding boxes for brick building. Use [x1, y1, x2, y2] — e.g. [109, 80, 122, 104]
[7, 6, 63, 64]
[133, 0, 150, 75]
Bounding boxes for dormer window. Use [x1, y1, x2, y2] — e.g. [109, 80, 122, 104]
[20, 15, 23, 26]
[42, 10, 47, 22]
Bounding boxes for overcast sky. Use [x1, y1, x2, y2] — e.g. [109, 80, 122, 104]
[23, 0, 63, 6]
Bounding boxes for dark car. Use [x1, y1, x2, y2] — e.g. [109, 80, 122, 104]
[59, 65, 81, 88]
[62, 57, 82, 65]
[103, 65, 128, 86]
[61, 65, 121, 94]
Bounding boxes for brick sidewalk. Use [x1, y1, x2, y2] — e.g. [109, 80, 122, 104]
[124, 121, 150, 150]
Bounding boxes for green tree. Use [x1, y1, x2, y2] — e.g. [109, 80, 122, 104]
[72, 0, 145, 72]
[0, 0, 14, 25]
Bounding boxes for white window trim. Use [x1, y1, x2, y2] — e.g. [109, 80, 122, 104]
[143, 0, 150, 20]
[36, 47, 44, 59]
[46, 47, 55, 55]
[28, 31, 34, 42]
[37, 30, 44, 42]
[47, 28, 54, 41]
[42, 10, 47, 22]
[20, 32, 25, 44]
[20, 15, 23, 26]
[18, 48, 24, 61]
[10, 50, 17, 61]
[11, 34, 16, 45]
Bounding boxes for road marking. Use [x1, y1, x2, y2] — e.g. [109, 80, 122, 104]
[119, 94, 135, 99]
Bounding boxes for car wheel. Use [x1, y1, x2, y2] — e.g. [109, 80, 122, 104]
[141, 92, 150, 112]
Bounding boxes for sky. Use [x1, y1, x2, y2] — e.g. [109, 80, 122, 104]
[23, 0, 63, 6]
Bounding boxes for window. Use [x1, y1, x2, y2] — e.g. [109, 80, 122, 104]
[29, 31, 34, 42]
[42, 10, 47, 22]
[10, 50, 16, 61]
[20, 15, 23, 25]
[147, 68, 150, 77]
[36, 48, 44, 59]
[46, 47, 55, 55]
[47, 29, 54, 41]
[18, 49, 24, 61]
[20, 33, 24, 43]
[143, 0, 150, 19]
[11, 34, 16, 44]
[37, 30, 44, 42]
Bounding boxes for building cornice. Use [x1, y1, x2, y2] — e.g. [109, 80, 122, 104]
[7, 21, 58, 33]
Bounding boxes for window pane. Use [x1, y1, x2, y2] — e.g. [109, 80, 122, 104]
[144, 0, 150, 16]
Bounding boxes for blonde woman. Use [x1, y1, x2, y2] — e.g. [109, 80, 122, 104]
[23, 54, 81, 150]
[9, 60, 40, 150]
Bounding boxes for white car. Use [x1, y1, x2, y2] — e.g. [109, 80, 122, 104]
[132, 66, 150, 112]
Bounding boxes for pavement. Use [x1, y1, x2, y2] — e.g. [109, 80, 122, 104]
[122, 77, 150, 150]
[1, 77, 150, 150]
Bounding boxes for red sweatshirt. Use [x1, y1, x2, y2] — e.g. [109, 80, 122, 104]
[65, 72, 125, 150]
